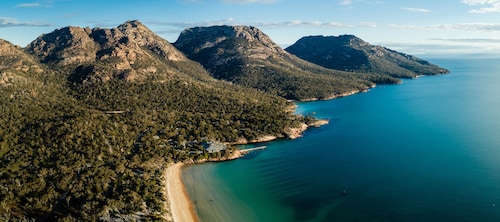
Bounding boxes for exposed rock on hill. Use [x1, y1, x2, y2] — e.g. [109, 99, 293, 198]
[2, 21, 313, 221]
[285, 35, 449, 78]
[0, 39, 47, 89]
[0, 39, 44, 76]
[174, 26, 398, 101]
[26, 20, 208, 83]
[0, 20, 452, 221]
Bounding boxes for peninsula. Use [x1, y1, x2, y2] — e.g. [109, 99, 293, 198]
[0, 20, 447, 221]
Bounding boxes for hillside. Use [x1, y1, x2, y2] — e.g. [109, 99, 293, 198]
[174, 26, 400, 101]
[26, 20, 215, 83]
[1, 21, 309, 221]
[285, 35, 449, 78]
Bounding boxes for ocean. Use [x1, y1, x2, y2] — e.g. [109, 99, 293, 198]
[182, 57, 500, 222]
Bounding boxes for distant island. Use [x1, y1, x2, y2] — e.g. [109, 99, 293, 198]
[0, 20, 448, 221]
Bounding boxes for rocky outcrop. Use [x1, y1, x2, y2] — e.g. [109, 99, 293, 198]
[0, 39, 44, 74]
[175, 25, 284, 63]
[285, 123, 308, 139]
[28, 20, 187, 65]
[26, 20, 194, 83]
[286, 35, 449, 78]
[0, 39, 45, 86]
[27, 26, 98, 65]
[285, 119, 329, 139]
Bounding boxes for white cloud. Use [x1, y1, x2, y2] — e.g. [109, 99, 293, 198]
[339, 0, 352, 5]
[401, 7, 431, 13]
[151, 18, 362, 29]
[359, 22, 377, 27]
[149, 18, 238, 28]
[150, 18, 379, 41]
[339, 0, 384, 7]
[17, 2, 42, 7]
[219, 0, 279, 4]
[432, 38, 500, 43]
[381, 42, 500, 55]
[0, 17, 51, 27]
[16, 0, 58, 8]
[390, 23, 500, 32]
[463, 0, 500, 13]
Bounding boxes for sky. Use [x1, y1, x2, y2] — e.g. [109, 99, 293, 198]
[1, 0, 500, 55]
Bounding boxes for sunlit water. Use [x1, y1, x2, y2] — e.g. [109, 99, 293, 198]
[183, 57, 500, 222]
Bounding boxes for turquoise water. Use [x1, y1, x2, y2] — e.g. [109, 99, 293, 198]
[183, 57, 500, 222]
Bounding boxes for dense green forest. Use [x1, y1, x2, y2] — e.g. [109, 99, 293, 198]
[0, 72, 305, 220]
[0, 35, 305, 220]
[0, 21, 448, 221]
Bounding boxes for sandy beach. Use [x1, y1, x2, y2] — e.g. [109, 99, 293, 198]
[164, 163, 199, 222]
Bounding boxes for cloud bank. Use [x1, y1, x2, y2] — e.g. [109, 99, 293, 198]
[390, 22, 500, 32]
[463, 0, 500, 13]
[150, 18, 376, 30]
[17, 2, 42, 7]
[339, 0, 352, 5]
[432, 38, 500, 43]
[0, 17, 51, 27]
[401, 7, 431, 13]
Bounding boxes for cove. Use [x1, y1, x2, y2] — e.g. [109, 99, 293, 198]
[183, 57, 500, 222]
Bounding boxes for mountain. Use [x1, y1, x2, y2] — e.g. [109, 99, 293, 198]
[174, 26, 400, 101]
[285, 35, 449, 78]
[0, 39, 45, 86]
[0, 38, 69, 109]
[27, 20, 212, 83]
[1, 20, 451, 221]
[2, 21, 310, 221]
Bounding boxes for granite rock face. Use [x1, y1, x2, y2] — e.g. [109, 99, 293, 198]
[26, 20, 192, 83]
[28, 20, 187, 65]
[0, 39, 45, 86]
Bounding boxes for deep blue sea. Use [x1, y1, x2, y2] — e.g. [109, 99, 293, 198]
[183, 57, 500, 222]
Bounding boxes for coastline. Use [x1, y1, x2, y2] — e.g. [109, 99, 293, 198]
[164, 163, 199, 222]
[164, 107, 329, 222]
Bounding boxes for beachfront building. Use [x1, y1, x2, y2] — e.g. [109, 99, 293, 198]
[202, 141, 227, 153]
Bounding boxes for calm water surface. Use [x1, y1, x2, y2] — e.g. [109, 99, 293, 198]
[183, 57, 500, 222]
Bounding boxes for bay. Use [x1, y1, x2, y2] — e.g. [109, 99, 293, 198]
[183, 57, 500, 222]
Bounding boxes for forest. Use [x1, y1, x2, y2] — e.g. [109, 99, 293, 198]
[0, 53, 306, 221]
[0, 20, 448, 221]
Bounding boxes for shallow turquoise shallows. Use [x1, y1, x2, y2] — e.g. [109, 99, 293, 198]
[183, 57, 500, 222]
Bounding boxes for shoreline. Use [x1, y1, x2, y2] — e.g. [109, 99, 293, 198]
[164, 163, 199, 222]
[164, 109, 329, 222]
[163, 73, 448, 221]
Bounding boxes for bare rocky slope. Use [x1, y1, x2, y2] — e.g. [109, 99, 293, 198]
[27, 20, 212, 84]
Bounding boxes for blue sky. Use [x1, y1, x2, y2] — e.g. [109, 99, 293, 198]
[1, 0, 500, 55]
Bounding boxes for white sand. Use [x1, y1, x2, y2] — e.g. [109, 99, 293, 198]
[164, 163, 198, 222]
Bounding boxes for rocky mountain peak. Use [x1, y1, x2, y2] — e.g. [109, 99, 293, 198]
[1, 39, 45, 86]
[175, 25, 283, 55]
[27, 20, 186, 67]
[0, 39, 20, 54]
[27, 26, 99, 65]
[25, 20, 192, 83]
[117, 20, 164, 47]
